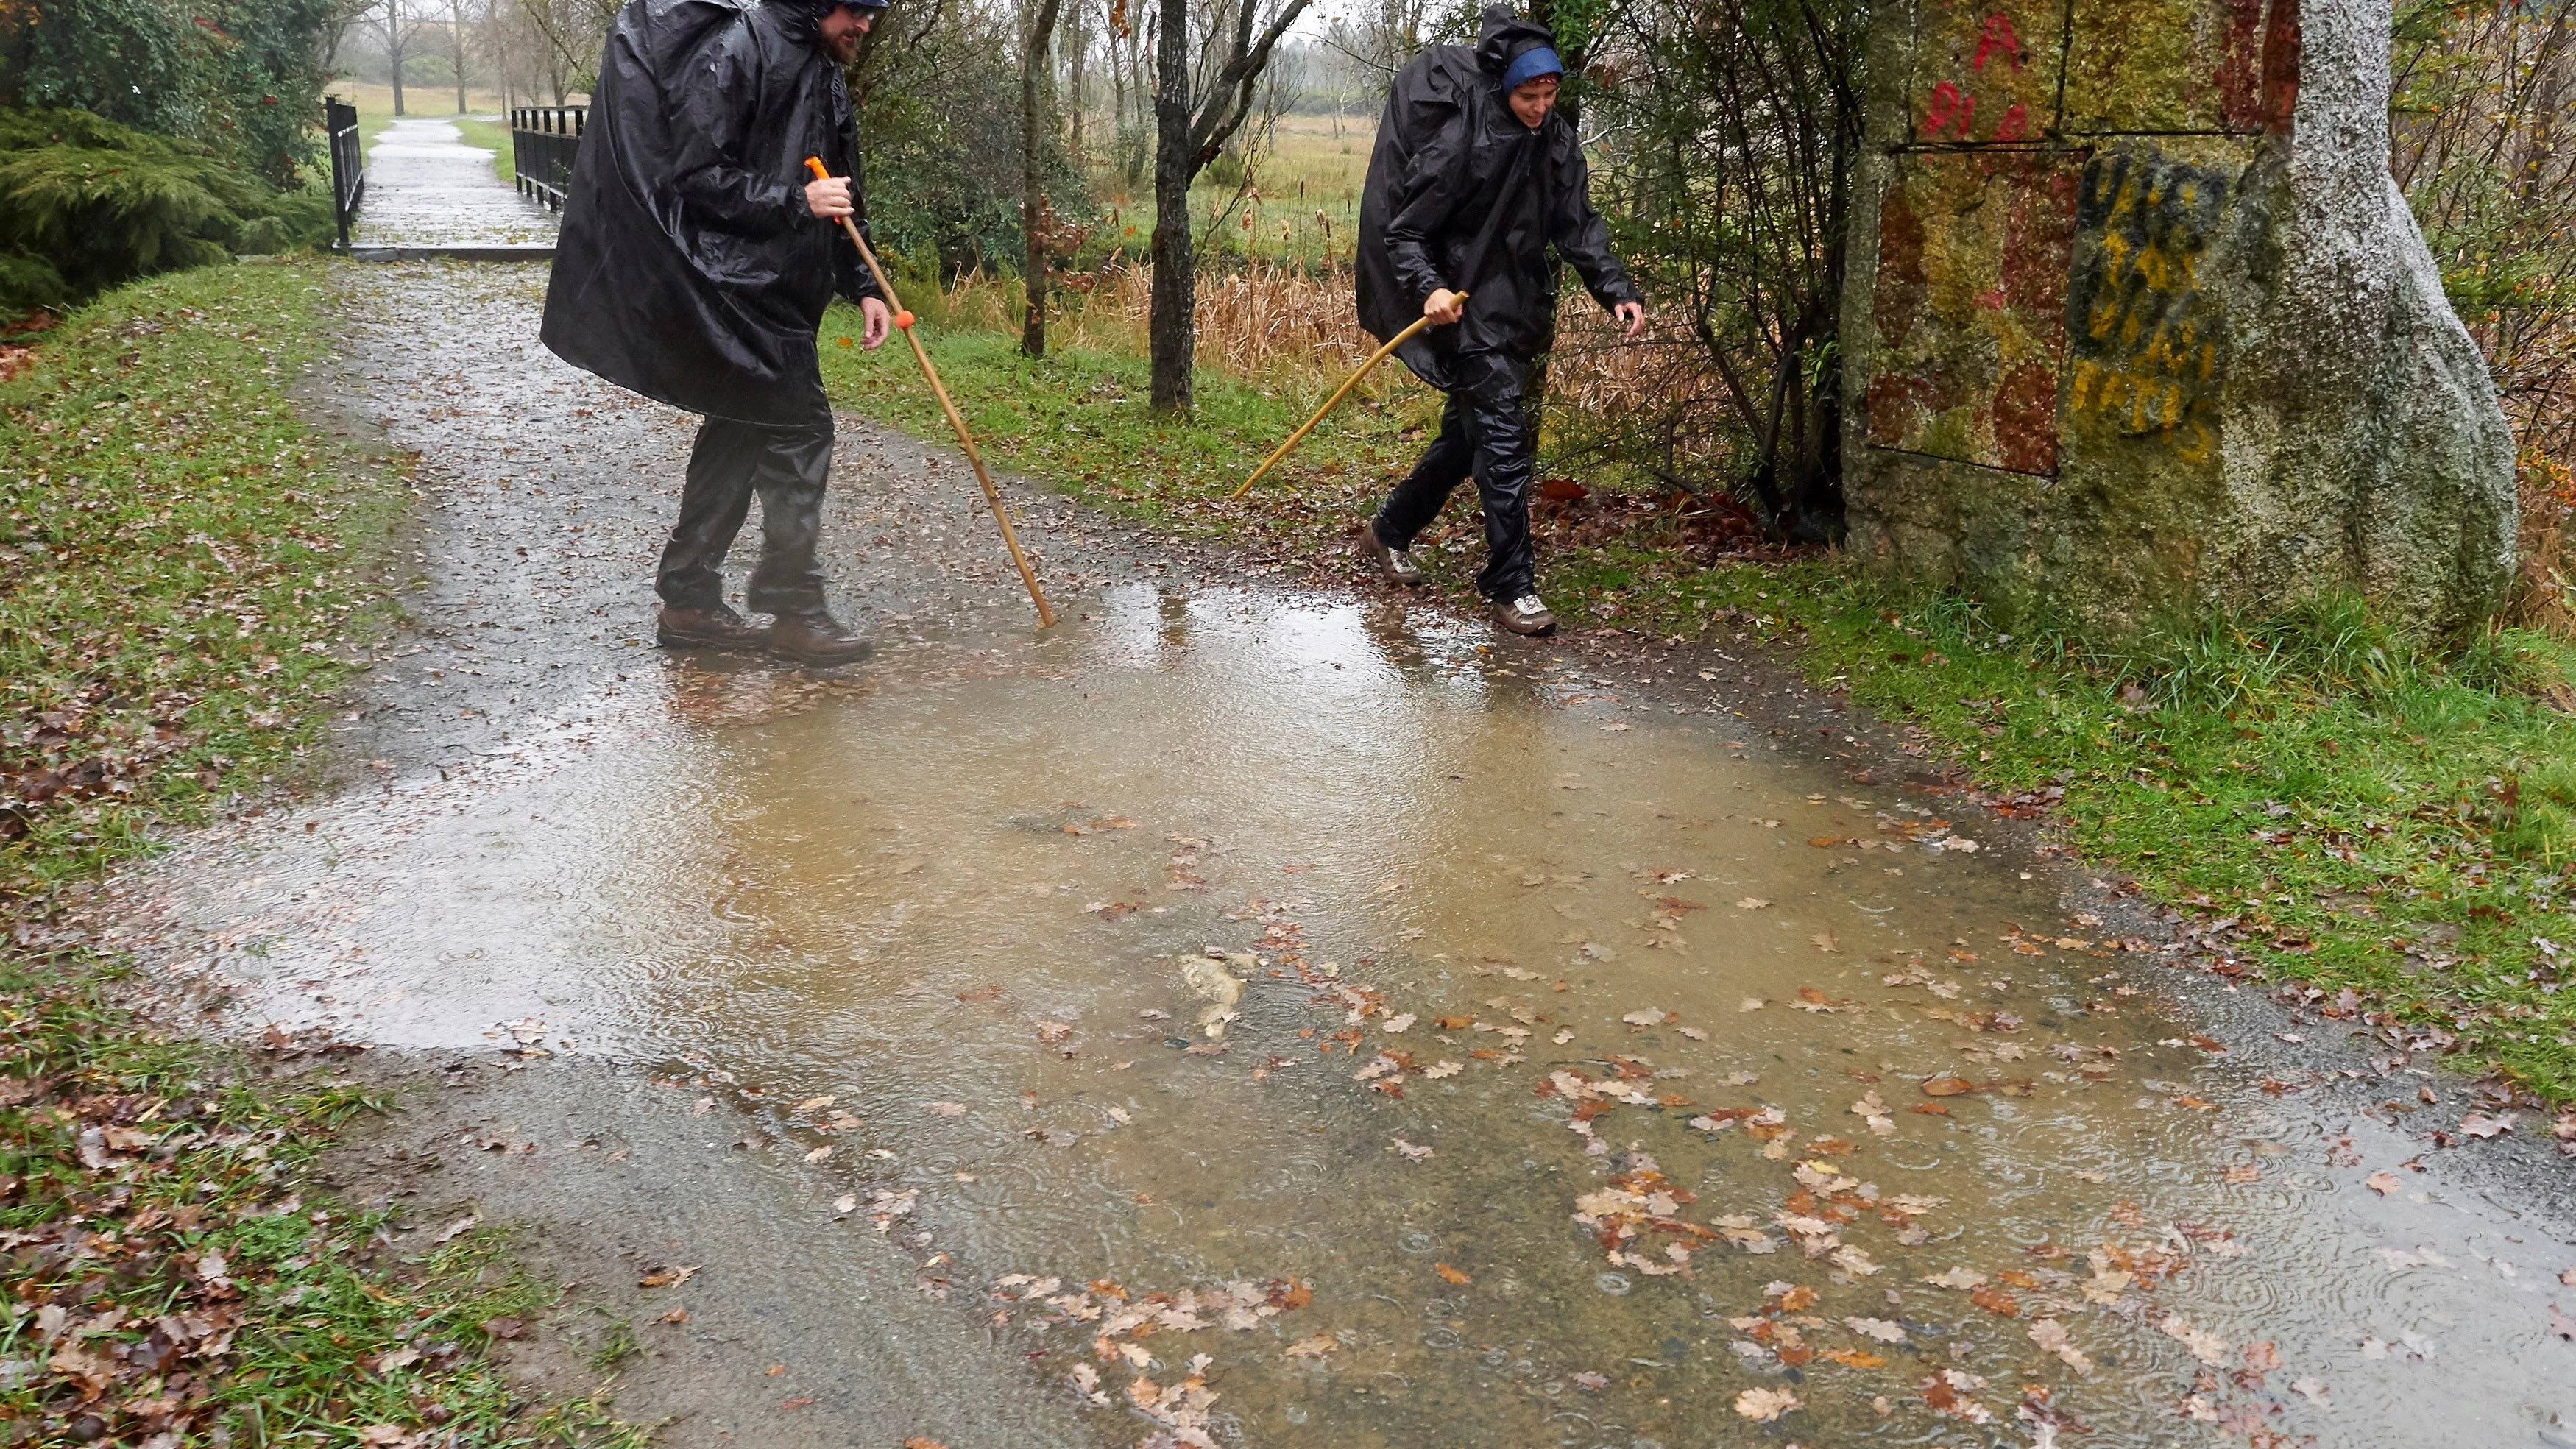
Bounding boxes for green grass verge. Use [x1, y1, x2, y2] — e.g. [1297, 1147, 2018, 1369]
[821, 304, 2576, 1105]
[1, 261, 648, 1442]
[1, 262, 399, 896]
[0, 954, 644, 1447]
[449, 117, 515, 186]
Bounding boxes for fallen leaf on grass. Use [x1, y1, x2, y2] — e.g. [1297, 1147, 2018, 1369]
[1734, 1386, 1801, 1421]
[432, 1214, 480, 1244]
[1434, 1263, 1471, 1285]
[2366, 1171, 2402, 1195]
[1285, 1335, 1335, 1359]
[481, 1317, 527, 1339]
[640, 1264, 701, 1289]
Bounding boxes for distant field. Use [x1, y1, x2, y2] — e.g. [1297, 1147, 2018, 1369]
[1084, 112, 1377, 269]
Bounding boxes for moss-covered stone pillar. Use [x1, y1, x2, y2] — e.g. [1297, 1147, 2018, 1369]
[1839, 0, 2518, 637]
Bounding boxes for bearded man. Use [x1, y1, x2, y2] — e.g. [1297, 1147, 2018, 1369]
[542, 0, 892, 665]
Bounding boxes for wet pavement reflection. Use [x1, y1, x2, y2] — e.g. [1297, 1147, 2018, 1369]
[125, 586, 2574, 1448]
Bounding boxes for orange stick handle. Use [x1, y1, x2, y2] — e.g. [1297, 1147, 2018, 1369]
[806, 157, 1055, 628]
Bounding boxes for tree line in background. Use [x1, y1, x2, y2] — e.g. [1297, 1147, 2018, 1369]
[0, 0, 2567, 619]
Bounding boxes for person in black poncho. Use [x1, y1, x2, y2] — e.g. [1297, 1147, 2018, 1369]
[542, 0, 893, 665]
[1354, 7, 1646, 637]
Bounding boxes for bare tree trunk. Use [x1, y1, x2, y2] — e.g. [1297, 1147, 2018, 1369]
[1065, 0, 1086, 162]
[1144, 0, 1316, 412]
[1022, 0, 1066, 357]
[389, 0, 409, 115]
[1148, 0, 1194, 409]
[453, 0, 469, 113]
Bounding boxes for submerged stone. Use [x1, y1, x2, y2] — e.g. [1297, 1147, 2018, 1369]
[1841, 0, 2515, 637]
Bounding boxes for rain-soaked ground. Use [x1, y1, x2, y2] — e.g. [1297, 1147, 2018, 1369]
[355, 116, 559, 248]
[90, 263, 2576, 1448]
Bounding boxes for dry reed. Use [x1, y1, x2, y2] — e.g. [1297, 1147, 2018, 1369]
[916, 261, 1737, 487]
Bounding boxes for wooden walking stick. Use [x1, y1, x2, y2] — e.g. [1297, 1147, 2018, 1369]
[1225, 304, 1459, 503]
[806, 157, 1057, 628]
[1231, 135, 1535, 504]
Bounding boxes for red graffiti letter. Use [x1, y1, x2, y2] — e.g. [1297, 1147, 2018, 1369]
[1924, 80, 1975, 139]
[1973, 11, 2025, 70]
[1993, 102, 2030, 141]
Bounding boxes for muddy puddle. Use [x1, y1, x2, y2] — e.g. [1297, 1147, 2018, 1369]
[121, 587, 2573, 1448]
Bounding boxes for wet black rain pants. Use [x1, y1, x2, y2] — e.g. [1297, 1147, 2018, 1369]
[657, 414, 832, 617]
[1371, 350, 1535, 603]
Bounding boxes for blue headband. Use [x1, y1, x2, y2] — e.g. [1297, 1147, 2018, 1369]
[1502, 46, 1563, 91]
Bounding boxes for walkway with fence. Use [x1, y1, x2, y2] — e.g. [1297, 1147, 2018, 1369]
[353, 116, 560, 250]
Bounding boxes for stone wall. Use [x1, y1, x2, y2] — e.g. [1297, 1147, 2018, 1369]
[1839, 0, 2519, 637]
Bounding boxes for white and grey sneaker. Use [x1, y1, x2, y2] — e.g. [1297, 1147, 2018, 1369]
[1361, 517, 1425, 585]
[1491, 593, 1556, 636]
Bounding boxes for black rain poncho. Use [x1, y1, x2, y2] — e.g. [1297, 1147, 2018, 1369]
[1354, 7, 1640, 391]
[541, 0, 880, 428]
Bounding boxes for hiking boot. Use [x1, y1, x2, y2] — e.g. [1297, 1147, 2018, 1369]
[767, 610, 873, 666]
[657, 603, 768, 652]
[1360, 517, 1424, 586]
[1490, 593, 1557, 637]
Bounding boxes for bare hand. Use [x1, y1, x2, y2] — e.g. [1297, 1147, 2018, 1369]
[805, 176, 854, 219]
[1613, 300, 1646, 339]
[1423, 288, 1465, 327]
[860, 296, 891, 350]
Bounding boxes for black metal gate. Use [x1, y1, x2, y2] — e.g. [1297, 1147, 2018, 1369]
[325, 96, 364, 248]
[510, 107, 587, 212]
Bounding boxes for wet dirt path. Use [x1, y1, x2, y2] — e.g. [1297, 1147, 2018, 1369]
[355, 118, 557, 248]
[96, 263, 2576, 1448]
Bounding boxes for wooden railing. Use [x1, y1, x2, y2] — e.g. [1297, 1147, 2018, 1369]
[325, 96, 364, 248]
[511, 106, 586, 212]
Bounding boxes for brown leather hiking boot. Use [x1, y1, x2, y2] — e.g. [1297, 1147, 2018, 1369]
[1490, 593, 1557, 637]
[766, 611, 873, 666]
[1360, 517, 1424, 585]
[656, 603, 769, 651]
